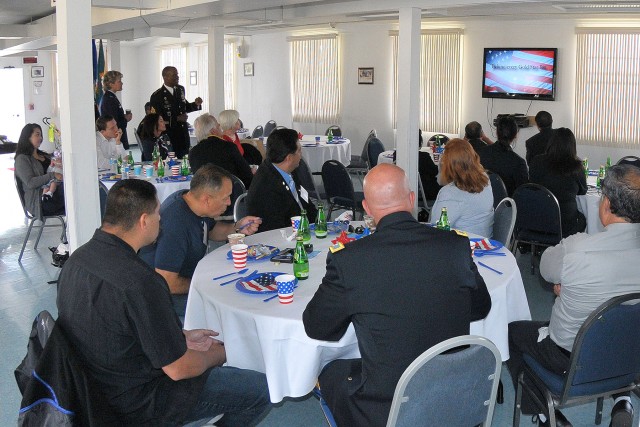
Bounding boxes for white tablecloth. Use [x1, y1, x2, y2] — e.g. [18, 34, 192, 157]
[299, 135, 351, 172]
[101, 176, 191, 203]
[576, 175, 603, 235]
[184, 226, 530, 402]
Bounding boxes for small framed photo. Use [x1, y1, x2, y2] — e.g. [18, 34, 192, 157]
[189, 71, 197, 86]
[31, 66, 44, 78]
[244, 62, 254, 77]
[358, 67, 374, 84]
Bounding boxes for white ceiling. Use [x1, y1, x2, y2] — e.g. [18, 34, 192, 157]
[2, 0, 640, 54]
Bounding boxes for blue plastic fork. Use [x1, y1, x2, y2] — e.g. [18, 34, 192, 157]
[220, 270, 258, 286]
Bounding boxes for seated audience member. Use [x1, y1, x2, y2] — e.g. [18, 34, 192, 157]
[57, 179, 271, 426]
[136, 102, 152, 137]
[303, 164, 491, 427]
[529, 128, 587, 237]
[526, 110, 554, 164]
[246, 128, 318, 232]
[139, 164, 261, 317]
[430, 138, 494, 237]
[190, 113, 253, 188]
[14, 123, 65, 217]
[418, 129, 442, 201]
[464, 120, 494, 152]
[139, 113, 172, 161]
[478, 116, 528, 196]
[219, 109, 244, 156]
[95, 114, 126, 169]
[508, 164, 640, 427]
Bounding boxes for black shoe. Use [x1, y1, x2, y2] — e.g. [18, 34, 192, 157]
[610, 400, 633, 427]
[538, 409, 573, 427]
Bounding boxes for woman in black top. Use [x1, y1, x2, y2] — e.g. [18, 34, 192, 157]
[529, 127, 587, 237]
[139, 113, 172, 161]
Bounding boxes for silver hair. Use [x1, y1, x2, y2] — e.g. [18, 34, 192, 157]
[218, 109, 240, 132]
[193, 113, 219, 142]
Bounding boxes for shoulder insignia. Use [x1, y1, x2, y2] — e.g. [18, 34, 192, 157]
[150, 107, 156, 113]
[329, 242, 345, 253]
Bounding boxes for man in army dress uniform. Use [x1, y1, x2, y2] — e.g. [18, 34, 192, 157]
[149, 66, 203, 158]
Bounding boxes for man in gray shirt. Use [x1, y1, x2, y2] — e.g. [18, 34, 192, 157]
[507, 164, 640, 427]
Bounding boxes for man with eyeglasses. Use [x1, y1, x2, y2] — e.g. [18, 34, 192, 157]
[140, 164, 261, 317]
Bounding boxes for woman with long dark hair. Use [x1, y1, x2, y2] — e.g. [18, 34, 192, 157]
[529, 127, 587, 237]
[14, 123, 65, 217]
[430, 138, 494, 237]
[139, 113, 172, 161]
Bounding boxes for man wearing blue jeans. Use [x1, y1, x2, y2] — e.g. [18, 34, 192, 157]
[57, 179, 271, 426]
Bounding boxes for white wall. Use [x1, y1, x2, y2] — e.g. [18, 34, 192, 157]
[116, 16, 640, 166]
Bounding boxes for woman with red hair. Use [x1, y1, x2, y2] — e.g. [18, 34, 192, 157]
[430, 138, 494, 236]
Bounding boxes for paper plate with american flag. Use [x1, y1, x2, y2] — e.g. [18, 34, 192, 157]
[469, 238, 503, 253]
[236, 272, 296, 294]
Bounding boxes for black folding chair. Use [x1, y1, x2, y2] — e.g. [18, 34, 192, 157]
[325, 125, 342, 137]
[616, 156, 640, 169]
[296, 157, 322, 201]
[251, 125, 263, 139]
[488, 171, 508, 209]
[321, 160, 364, 220]
[263, 120, 277, 138]
[366, 138, 385, 169]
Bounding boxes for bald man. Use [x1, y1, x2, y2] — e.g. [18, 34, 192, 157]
[303, 164, 491, 427]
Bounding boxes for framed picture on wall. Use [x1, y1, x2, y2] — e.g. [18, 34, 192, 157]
[189, 71, 197, 85]
[31, 66, 44, 78]
[358, 67, 374, 84]
[244, 62, 254, 76]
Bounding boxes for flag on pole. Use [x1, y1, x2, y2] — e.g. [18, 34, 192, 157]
[95, 39, 106, 106]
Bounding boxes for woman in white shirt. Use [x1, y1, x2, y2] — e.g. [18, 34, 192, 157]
[430, 138, 494, 237]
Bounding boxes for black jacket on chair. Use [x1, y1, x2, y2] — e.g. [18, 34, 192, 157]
[478, 142, 529, 197]
[303, 211, 491, 427]
[246, 160, 317, 232]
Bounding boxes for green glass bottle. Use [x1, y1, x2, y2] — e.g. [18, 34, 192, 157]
[583, 158, 589, 178]
[327, 128, 333, 143]
[181, 155, 190, 176]
[293, 236, 309, 280]
[436, 207, 450, 231]
[299, 209, 311, 243]
[116, 154, 123, 174]
[157, 159, 165, 178]
[606, 156, 612, 174]
[152, 144, 160, 172]
[597, 165, 605, 189]
[315, 204, 327, 238]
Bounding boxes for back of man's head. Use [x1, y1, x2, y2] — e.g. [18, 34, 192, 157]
[601, 164, 640, 223]
[363, 164, 413, 221]
[194, 113, 219, 141]
[103, 180, 158, 231]
[96, 115, 114, 132]
[266, 128, 299, 164]
[535, 111, 553, 129]
[465, 121, 483, 139]
[190, 163, 232, 197]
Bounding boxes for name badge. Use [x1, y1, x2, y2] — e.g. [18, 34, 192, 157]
[299, 185, 309, 203]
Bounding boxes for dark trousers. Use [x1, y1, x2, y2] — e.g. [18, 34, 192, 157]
[507, 321, 571, 414]
[42, 182, 66, 216]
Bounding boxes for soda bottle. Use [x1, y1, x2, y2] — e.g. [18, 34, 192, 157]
[127, 151, 134, 169]
[327, 128, 333, 143]
[116, 155, 123, 174]
[299, 209, 311, 243]
[293, 236, 309, 280]
[315, 204, 327, 238]
[606, 156, 612, 174]
[597, 165, 605, 189]
[181, 155, 190, 176]
[583, 158, 589, 178]
[157, 159, 165, 178]
[436, 207, 450, 231]
[152, 144, 160, 172]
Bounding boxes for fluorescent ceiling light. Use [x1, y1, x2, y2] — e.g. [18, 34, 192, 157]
[553, 2, 640, 12]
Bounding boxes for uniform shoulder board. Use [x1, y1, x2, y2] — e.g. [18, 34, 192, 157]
[151, 87, 164, 96]
[329, 242, 345, 253]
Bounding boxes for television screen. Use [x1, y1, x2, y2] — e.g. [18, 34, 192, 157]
[482, 48, 557, 101]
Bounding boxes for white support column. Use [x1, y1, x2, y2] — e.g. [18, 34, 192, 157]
[57, 0, 101, 251]
[208, 26, 225, 115]
[396, 8, 421, 216]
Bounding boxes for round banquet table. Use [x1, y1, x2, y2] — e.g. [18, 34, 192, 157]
[101, 175, 191, 203]
[577, 174, 604, 234]
[378, 147, 439, 166]
[184, 226, 531, 403]
[299, 134, 351, 172]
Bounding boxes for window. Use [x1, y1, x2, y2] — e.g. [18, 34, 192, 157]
[391, 30, 463, 133]
[575, 29, 640, 147]
[158, 44, 187, 87]
[288, 34, 340, 123]
[224, 41, 236, 110]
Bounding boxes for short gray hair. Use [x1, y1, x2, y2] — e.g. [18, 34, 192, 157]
[601, 164, 640, 223]
[193, 113, 219, 142]
[190, 163, 232, 196]
[218, 110, 240, 132]
[103, 70, 123, 91]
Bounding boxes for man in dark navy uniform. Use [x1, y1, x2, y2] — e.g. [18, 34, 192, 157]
[149, 66, 203, 158]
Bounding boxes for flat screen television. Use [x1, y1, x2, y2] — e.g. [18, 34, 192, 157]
[482, 48, 557, 101]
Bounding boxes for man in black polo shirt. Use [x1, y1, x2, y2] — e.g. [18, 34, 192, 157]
[57, 179, 271, 426]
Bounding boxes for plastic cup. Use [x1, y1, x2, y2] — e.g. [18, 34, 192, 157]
[231, 244, 248, 269]
[227, 233, 245, 246]
[144, 165, 154, 178]
[363, 214, 376, 232]
[171, 165, 180, 176]
[168, 151, 176, 159]
[315, 136, 321, 143]
[275, 274, 296, 304]
[134, 164, 142, 176]
[291, 216, 301, 233]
